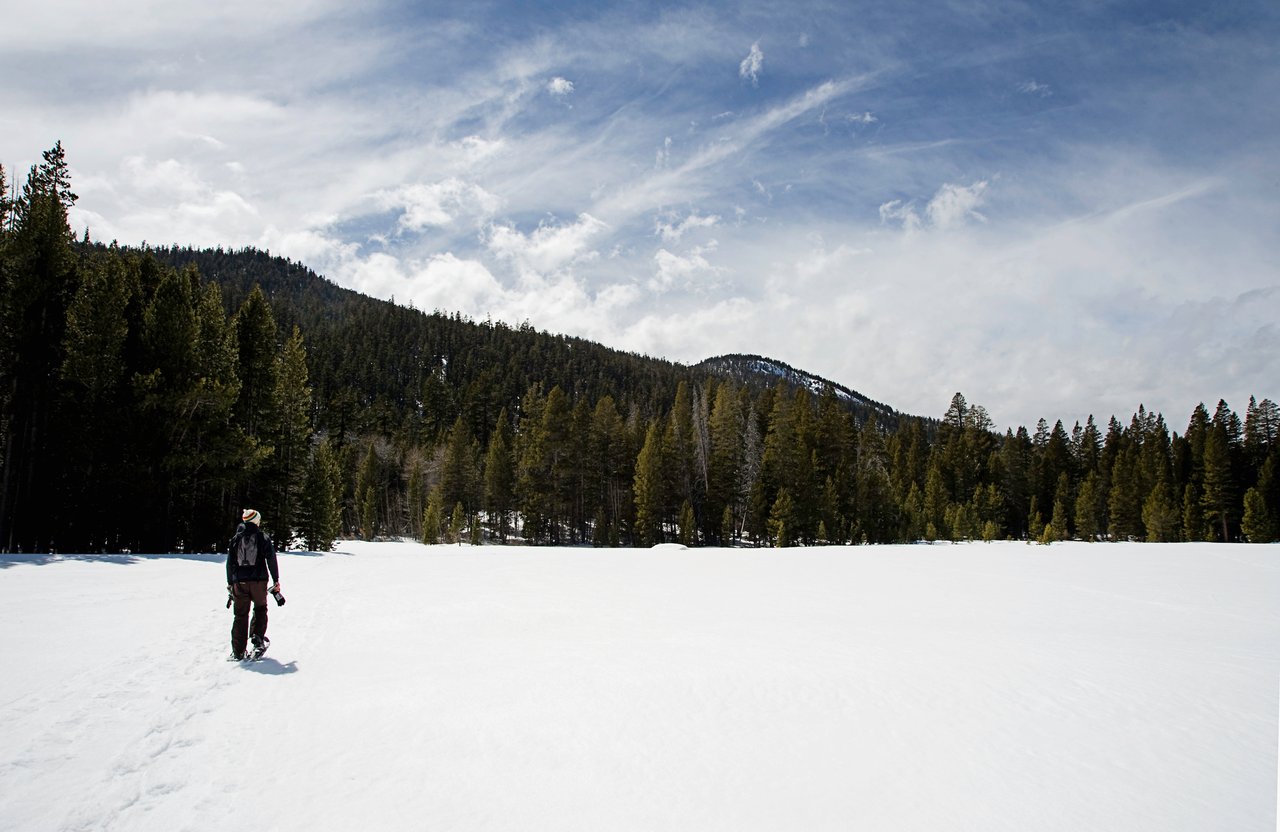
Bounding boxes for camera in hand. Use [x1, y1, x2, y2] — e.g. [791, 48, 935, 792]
[271, 586, 286, 606]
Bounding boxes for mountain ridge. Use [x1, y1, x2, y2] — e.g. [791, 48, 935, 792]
[138, 244, 918, 430]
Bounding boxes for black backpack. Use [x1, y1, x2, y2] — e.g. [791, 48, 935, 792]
[232, 528, 261, 569]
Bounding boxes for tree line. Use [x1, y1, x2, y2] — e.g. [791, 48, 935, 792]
[1, 144, 1277, 552]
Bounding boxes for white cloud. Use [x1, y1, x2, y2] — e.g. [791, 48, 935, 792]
[379, 178, 503, 233]
[655, 211, 720, 242]
[879, 180, 989, 231]
[452, 135, 506, 167]
[651, 243, 722, 292]
[592, 77, 864, 223]
[487, 213, 609, 277]
[926, 180, 989, 229]
[406, 253, 508, 313]
[739, 41, 764, 86]
[547, 76, 575, 96]
[846, 111, 877, 125]
[1018, 79, 1053, 97]
[655, 136, 672, 169]
[878, 199, 921, 231]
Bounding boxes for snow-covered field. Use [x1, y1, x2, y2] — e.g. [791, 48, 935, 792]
[1, 540, 1277, 831]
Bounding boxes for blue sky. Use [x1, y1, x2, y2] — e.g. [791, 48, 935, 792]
[3, 0, 1277, 429]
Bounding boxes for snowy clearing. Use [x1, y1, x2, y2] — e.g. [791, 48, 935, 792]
[1, 540, 1277, 831]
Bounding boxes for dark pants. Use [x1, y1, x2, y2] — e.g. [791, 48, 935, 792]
[231, 581, 269, 655]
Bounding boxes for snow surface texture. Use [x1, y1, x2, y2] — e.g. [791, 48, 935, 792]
[1, 541, 1277, 831]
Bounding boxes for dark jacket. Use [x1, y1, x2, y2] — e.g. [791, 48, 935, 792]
[226, 522, 280, 585]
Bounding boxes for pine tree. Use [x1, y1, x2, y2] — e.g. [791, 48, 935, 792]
[768, 488, 796, 547]
[1240, 487, 1273, 543]
[856, 417, 897, 543]
[1182, 482, 1207, 542]
[923, 463, 948, 540]
[1027, 495, 1045, 542]
[56, 250, 135, 550]
[405, 459, 425, 540]
[588, 396, 630, 546]
[440, 415, 477, 514]
[422, 486, 444, 544]
[1074, 471, 1101, 541]
[666, 381, 696, 523]
[678, 499, 696, 546]
[0, 145, 80, 552]
[483, 409, 515, 542]
[1047, 473, 1070, 541]
[720, 505, 735, 545]
[1142, 472, 1180, 542]
[902, 482, 925, 541]
[707, 383, 742, 543]
[633, 421, 666, 547]
[1108, 446, 1143, 540]
[515, 383, 550, 543]
[355, 442, 380, 540]
[448, 502, 466, 544]
[298, 438, 341, 551]
[232, 285, 280, 517]
[1200, 421, 1234, 542]
[270, 326, 313, 545]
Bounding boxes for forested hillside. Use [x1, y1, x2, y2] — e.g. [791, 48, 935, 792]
[2, 145, 1278, 553]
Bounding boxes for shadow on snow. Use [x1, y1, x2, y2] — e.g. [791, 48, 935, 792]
[238, 657, 299, 675]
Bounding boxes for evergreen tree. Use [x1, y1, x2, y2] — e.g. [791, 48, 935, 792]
[588, 397, 630, 545]
[1254, 449, 1280, 543]
[56, 250, 135, 550]
[1142, 471, 1181, 542]
[232, 285, 280, 514]
[1108, 445, 1143, 540]
[269, 326, 313, 545]
[440, 415, 478, 514]
[1047, 472, 1071, 541]
[298, 438, 341, 551]
[422, 486, 443, 544]
[1182, 482, 1207, 542]
[633, 421, 666, 547]
[707, 382, 743, 543]
[664, 381, 696, 535]
[1240, 487, 1273, 543]
[1074, 471, 1101, 541]
[768, 488, 796, 547]
[856, 417, 897, 543]
[923, 463, 948, 540]
[448, 501, 466, 544]
[405, 458, 425, 540]
[678, 499, 696, 547]
[1200, 420, 1234, 541]
[483, 409, 516, 542]
[515, 383, 550, 542]
[356, 442, 380, 539]
[0, 145, 80, 551]
[901, 482, 925, 541]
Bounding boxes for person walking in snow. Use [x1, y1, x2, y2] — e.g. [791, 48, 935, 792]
[226, 508, 281, 661]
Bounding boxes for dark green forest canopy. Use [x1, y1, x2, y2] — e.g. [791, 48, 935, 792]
[2, 147, 1277, 552]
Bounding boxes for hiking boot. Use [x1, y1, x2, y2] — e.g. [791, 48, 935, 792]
[227, 650, 245, 661]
